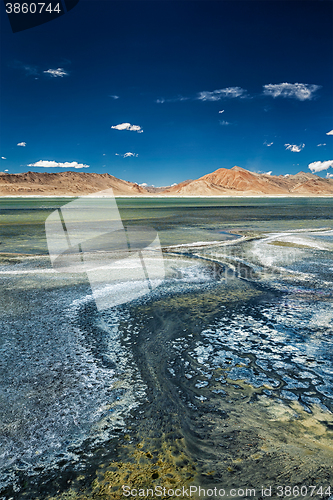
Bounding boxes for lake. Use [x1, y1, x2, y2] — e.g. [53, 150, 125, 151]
[1, 197, 333, 499]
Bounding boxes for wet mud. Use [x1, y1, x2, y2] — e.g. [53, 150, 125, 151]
[45, 279, 333, 500]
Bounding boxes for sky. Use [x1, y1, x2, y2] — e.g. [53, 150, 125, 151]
[0, 0, 332, 186]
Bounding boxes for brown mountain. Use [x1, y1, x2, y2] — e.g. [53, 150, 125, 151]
[1, 167, 332, 196]
[161, 166, 333, 196]
[0, 171, 149, 196]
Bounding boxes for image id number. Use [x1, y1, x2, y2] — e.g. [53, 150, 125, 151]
[5, 3, 61, 14]
[277, 486, 331, 497]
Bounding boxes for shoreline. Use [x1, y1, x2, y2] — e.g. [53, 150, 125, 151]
[1, 194, 333, 198]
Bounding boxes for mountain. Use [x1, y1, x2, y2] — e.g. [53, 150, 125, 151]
[0, 171, 149, 196]
[161, 166, 333, 196]
[1, 167, 333, 196]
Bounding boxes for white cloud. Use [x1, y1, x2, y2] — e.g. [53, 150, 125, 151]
[155, 96, 188, 103]
[1, 157, 6, 159]
[27, 160, 89, 169]
[264, 141, 273, 146]
[285, 143, 305, 153]
[115, 152, 138, 158]
[139, 182, 148, 187]
[317, 143, 326, 147]
[308, 160, 333, 173]
[197, 87, 246, 101]
[263, 83, 320, 101]
[326, 130, 333, 136]
[4, 169, 8, 172]
[124, 152, 138, 158]
[111, 123, 143, 133]
[257, 169, 273, 175]
[219, 120, 230, 126]
[326, 173, 333, 179]
[218, 110, 225, 113]
[17, 142, 26, 147]
[109, 95, 119, 99]
[44, 68, 68, 77]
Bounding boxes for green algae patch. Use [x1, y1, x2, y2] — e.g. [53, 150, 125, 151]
[137, 280, 263, 321]
[96, 441, 195, 499]
[47, 438, 196, 500]
[267, 240, 315, 249]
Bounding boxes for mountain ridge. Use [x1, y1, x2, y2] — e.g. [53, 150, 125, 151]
[0, 170, 148, 196]
[161, 166, 333, 196]
[0, 167, 333, 196]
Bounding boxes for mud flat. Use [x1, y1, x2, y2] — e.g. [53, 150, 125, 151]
[46, 280, 333, 500]
[1, 198, 333, 500]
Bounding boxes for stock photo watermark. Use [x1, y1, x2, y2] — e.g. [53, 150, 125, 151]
[45, 188, 165, 311]
[3, 0, 80, 33]
[121, 484, 333, 499]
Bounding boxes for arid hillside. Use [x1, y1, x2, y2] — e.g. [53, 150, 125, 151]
[0, 171, 149, 196]
[161, 166, 333, 196]
[1, 167, 333, 196]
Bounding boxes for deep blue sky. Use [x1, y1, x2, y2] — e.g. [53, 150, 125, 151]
[1, 0, 332, 186]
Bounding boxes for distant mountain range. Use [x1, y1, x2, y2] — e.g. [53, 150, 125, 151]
[1, 166, 333, 196]
[162, 166, 333, 196]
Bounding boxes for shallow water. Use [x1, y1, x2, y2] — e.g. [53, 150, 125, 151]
[0, 197, 333, 498]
